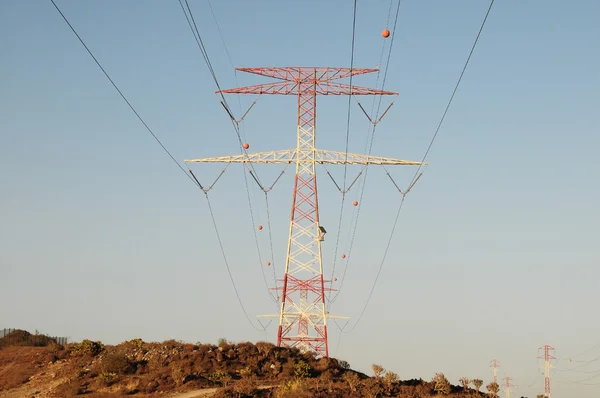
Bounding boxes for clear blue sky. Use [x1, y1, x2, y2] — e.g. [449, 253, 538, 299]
[1, 0, 599, 396]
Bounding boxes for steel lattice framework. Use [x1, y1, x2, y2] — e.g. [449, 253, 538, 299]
[186, 67, 424, 357]
[538, 345, 556, 398]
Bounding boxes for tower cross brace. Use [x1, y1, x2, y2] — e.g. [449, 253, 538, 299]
[186, 67, 424, 357]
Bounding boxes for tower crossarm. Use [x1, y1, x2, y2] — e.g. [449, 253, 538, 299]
[185, 148, 425, 166]
[233, 67, 381, 82]
[219, 81, 397, 96]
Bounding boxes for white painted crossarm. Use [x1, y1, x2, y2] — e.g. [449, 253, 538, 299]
[185, 148, 425, 166]
[185, 149, 296, 164]
[316, 149, 424, 166]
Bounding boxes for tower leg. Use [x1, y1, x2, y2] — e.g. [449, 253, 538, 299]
[277, 69, 329, 356]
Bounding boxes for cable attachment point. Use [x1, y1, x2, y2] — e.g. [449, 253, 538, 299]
[356, 98, 395, 125]
[220, 96, 259, 126]
[384, 166, 426, 198]
[188, 165, 230, 194]
[324, 165, 363, 195]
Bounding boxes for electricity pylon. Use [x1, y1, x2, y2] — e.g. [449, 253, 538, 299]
[538, 345, 556, 397]
[503, 376, 513, 398]
[185, 67, 424, 357]
[491, 359, 500, 384]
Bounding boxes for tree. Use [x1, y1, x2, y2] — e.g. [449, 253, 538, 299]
[473, 379, 483, 393]
[343, 372, 360, 392]
[432, 373, 452, 395]
[486, 381, 500, 397]
[384, 371, 399, 385]
[460, 377, 471, 392]
[372, 364, 386, 379]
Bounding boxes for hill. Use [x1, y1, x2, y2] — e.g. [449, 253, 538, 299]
[0, 329, 500, 397]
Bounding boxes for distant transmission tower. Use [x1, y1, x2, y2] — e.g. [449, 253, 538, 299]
[186, 67, 424, 357]
[538, 345, 556, 397]
[490, 359, 500, 384]
[503, 376, 513, 398]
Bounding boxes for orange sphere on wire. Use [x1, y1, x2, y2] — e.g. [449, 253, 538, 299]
[382, 29, 390, 38]
[258, 225, 263, 230]
[341, 254, 346, 259]
[243, 143, 250, 150]
[267, 261, 271, 266]
[334, 277, 338, 282]
[353, 200, 359, 206]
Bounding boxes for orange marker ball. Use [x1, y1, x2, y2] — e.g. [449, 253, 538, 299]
[267, 261, 271, 266]
[258, 225, 263, 230]
[382, 29, 390, 38]
[341, 254, 346, 259]
[334, 277, 338, 282]
[353, 200, 358, 206]
[243, 143, 249, 149]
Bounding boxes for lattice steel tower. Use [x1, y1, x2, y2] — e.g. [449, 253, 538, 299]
[538, 345, 555, 397]
[503, 376, 513, 398]
[186, 67, 423, 357]
[490, 359, 500, 384]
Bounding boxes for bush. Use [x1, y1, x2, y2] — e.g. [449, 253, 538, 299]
[277, 379, 311, 398]
[338, 360, 351, 370]
[98, 372, 117, 386]
[124, 338, 144, 348]
[293, 360, 312, 378]
[71, 339, 104, 356]
[101, 352, 135, 375]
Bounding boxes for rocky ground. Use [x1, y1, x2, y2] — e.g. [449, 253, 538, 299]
[0, 329, 495, 397]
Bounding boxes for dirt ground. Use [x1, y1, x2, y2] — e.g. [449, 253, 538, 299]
[0, 330, 481, 397]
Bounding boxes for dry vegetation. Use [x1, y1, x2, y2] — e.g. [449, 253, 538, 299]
[0, 329, 524, 397]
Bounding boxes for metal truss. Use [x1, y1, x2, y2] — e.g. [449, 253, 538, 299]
[187, 67, 422, 357]
[185, 149, 424, 166]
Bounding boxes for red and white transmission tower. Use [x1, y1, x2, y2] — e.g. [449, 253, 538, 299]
[490, 359, 500, 384]
[503, 376, 513, 398]
[185, 67, 424, 357]
[538, 345, 556, 398]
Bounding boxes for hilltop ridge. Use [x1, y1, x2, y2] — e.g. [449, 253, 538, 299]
[0, 329, 501, 397]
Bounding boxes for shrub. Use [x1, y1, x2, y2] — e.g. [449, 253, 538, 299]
[101, 352, 135, 375]
[233, 376, 259, 397]
[209, 370, 228, 385]
[372, 364, 386, 379]
[237, 366, 253, 378]
[98, 372, 117, 386]
[293, 360, 312, 378]
[71, 339, 104, 356]
[343, 372, 360, 392]
[432, 372, 451, 395]
[277, 379, 311, 398]
[338, 360, 351, 370]
[124, 338, 144, 348]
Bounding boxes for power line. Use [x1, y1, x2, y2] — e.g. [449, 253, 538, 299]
[329, 0, 404, 306]
[204, 194, 271, 332]
[49, 0, 267, 332]
[327, 0, 360, 303]
[341, 195, 406, 334]
[334, 0, 495, 339]
[342, 0, 359, 190]
[408, 0, 496, 186]
[178, 0, 278, 306]
[177, 0, 262, 182]
[49, 0, 195, 185]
